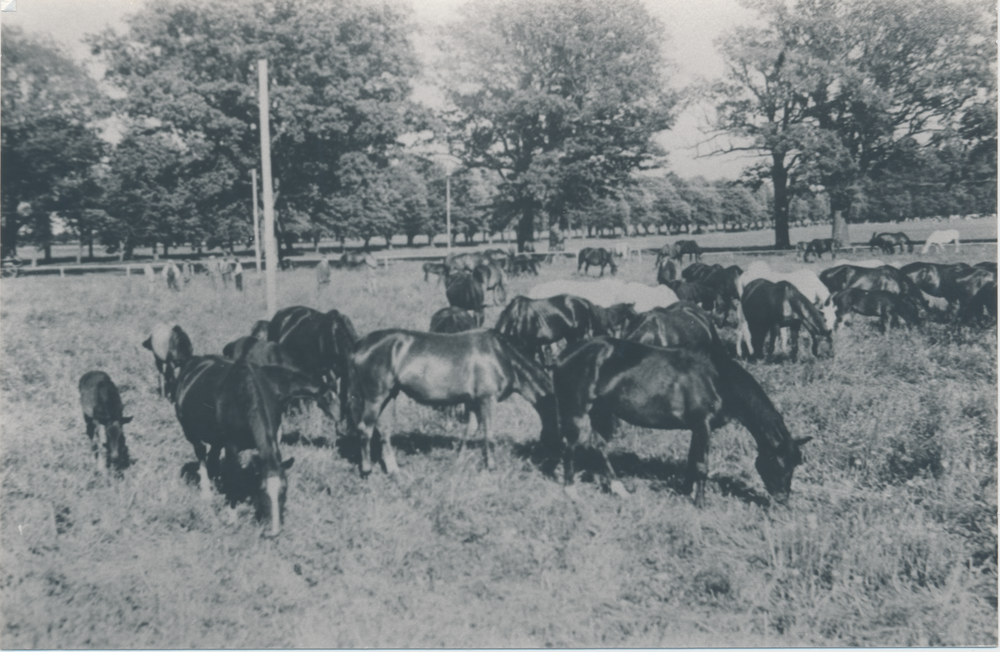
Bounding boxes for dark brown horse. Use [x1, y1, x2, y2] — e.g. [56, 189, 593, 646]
[578, 248, 618, 276]
[681, 263, 745, 326]
[742, 279, 834, 361]
[820, 265, 926, 311]
[548, 337, 811, 506]
[623, 302, 723, 352]
[445, 270, 487, 323]
[664, 280, 722, 317]
[347, 329, 557, 474]
[900, 262, 994, 321]
[831, 288, 923, 332]
[79, 371, 132, 472]
[429, 306, 482, 333]
[802, 238, 840, 262]
[473, 262, 507, 305]
[142, 323, 194, 401]
[869, 232, 913, 254]
[494, 294, 613, 366]
[671, 240, 703, 263]
[267, 306, 358, 414]
[173, 356, 332, 536]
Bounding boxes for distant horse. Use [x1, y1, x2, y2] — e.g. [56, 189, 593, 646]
[173, 356, 331, 537]
[831, 288, 922, 332]
[682, 262, 746, 325]
[473, 262, 507, 305]
[445, 252, 492, 274]
[79, 371, 132, 472]
[623, 302, 723, 353]
[347, 329, 557, 474]
[742, 279, 834, 361]
[612, 242, 631, 259]
[340, 252, 378, 269]
[163, 262, 182, 291]
[578, 248, 617, 276]
[548, 337, 811, 505]
[267, 306, 358, 414]
[316, 256, 332, 291]
[802, 238, 840, 262]
[869, 232, 913, 254]
[445, 270, 486, 324]
[429, 306, 482, 333]
[921, 230, 960, 254]
[507, 252, 540, 276]
[671, 240, 702, 263]
[656, 258, 678, 285]
[142, 323, 194, 401]
[423, 261, 448, 284]
[495, 294, 614, 366]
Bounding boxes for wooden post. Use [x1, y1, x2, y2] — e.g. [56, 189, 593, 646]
[252, 168, 262, 273]
[258, 60, 278, 317]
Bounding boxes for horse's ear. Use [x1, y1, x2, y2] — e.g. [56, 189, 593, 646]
[793, 436, 813, 447]
[282, 457, 295, 470]
[142, 336, 153, 351]
[121, 416, 134, 424]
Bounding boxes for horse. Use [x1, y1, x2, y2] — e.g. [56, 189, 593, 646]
[682, 263, 746, 325]
[831, 288, 923, 332]
[612, 242, 631, 259]
[79, 371, 132, 472]
[969, 281, 997, 323]
[445, 270, 486, 324]
[347, 329, 557, 474]
[142, 323, 194, 401]
[740, 266, 830, 306]
[819, 264, 924, 312]
[163, 262, 182, 291]
[671, 240, 702, 263]
[802, 238, 840, 262]
[664, 280, 722, 317]
[223, 337, 298, 368]
[473, 262, 507, 305]
[267, 306, 358, 414]
[528, 278, 679, 313]
[742, 279, 834, 362]
[429, 306, 482, 333]
[495, 294, 614, 366]
[340, 252, 378, 269]
[173, 356, 331, 537]
[974, 261, 997, 275]
[578, 248, 617, 276]
[656, 258, 678, 285]
[921, 230, 960, 254]
[423, 261, 448, 284]
[316, 256, 331, 291]
[869, 231, 913, 254]
[623, 302, 723, 352]
[507, 252, 540, 276]
[548, 337, 812, 506]
[445, 251, 492, 273]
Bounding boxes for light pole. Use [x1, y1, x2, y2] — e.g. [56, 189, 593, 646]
[410, 149, 461, 253]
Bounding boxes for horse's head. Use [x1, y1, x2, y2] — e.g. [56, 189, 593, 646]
[105, 417, 133, 470]
[755, 436, 812, 504]
[818, 298, 837, 332]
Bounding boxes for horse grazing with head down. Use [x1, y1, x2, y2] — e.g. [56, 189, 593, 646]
[831, 288, 923, 332]
[79, 371, 132, 472]
[921, 230, 960, 254]
[671, 240, 703, 263]
[578, 248, 617, 276]
[742, 279, 834, 362]
[173, 356, 332, 536]
[143, 323, 194, 401]
[869, 232, 913, 254]
[623, 301, 723, 353]
[347, 329, 557, 474]
[802, 238, 840, 262]
[548, 337, 811, 506]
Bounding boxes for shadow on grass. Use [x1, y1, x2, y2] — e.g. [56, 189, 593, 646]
[332, 429, 462, 467]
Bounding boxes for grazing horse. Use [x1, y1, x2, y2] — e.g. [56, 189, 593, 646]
[173, 356, 331, 537]
[831, 288, 922, 332]
[921, 230, 960, 254]
[429, 307, 482, 333]
[142, 323, 194, 401]
[974, 261, 997, 275]
[656, 258, 678, 285]
[612, 242, 631, 259]
[820, 264, 924, 312]
[423, 261, 448, 284]
[223, 337, 297, 368]
[671, 240, 702, 263]
[340, 252, 378, 269]
[495, 294, 613, 366]
[682, 263, 746, 325]
[623, 302, 722, 352]
[578, 248, 618, 276]
[664, 280, 722, 317]
[507, 252, 540, 276]
[267, 306, 358, 414]
[742, 279, 834, 362]
[802, 238, 840, 262]
[79, 371, 132, 472]
[869, 231, 913, 254]
[347, 329, 557, 474]
[163, 262, 182, 291]
[445, 271, 486, 324]
[473, 262, 507, 305]
[548, 337, 811, 505]
[445, 251, 492, 273]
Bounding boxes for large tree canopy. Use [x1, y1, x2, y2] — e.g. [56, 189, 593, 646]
[90, 0, 422, 254]
[711, 0, 995, 247]
[444, 0, 679, 250]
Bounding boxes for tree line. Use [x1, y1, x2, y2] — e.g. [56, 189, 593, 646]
[2, 0, 995, 262]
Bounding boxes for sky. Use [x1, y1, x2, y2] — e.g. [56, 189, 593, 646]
[1, 0, 759, 179]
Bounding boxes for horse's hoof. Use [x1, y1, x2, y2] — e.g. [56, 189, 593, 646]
[609, 480, 629, 498]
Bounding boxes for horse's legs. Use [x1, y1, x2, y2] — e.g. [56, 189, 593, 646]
[764, 326, 778, 358]
[683, 417, 711, 508]
[479, 397, 496, 470]
[789, 325, 800, 362]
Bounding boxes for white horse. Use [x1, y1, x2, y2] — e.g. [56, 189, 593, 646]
[921, 229, 960, 254]
[612, 242, 631, 259]
[528, 278, 679, 311]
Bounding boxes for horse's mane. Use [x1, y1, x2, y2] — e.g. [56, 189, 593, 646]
[495, 296, 542, 348]
[493, 331, 554, 401]
[710, 352, 791, 454]
[783, 284, 830, 336]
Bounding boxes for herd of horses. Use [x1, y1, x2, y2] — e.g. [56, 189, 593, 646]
[76, 237, 996, 539]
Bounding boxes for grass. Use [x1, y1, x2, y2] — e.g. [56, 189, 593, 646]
[1, 242, 996, 648]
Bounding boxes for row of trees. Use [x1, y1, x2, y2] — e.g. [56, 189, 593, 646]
[2, 0, 995, 261]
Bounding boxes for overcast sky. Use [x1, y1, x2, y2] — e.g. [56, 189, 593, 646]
[2, 0, 758, 178]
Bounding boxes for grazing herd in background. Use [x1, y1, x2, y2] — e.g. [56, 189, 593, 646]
[77, 231, 996, 538]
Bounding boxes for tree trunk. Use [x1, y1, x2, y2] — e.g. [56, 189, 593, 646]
[831, 209, 850, 247]
[406, 234, 415, 247]
[87, 230, 94, 260]
[77, 242, 83, 265]
[44, 243, 52, 262]
[771, 152, 791, 248]
[516, 207, 535, 253]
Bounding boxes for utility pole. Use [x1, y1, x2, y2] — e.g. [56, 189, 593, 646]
[258, 59, 278, 316]
[251, 168, 262, 273]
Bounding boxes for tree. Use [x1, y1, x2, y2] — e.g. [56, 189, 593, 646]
[444, 0, 679, 251]
[1, 26, 107, 259]
[710, 0, 994, 247]
[90, 0, 422, 253]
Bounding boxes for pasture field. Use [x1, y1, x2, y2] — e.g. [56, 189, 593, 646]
[1, 244, 996, 647]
